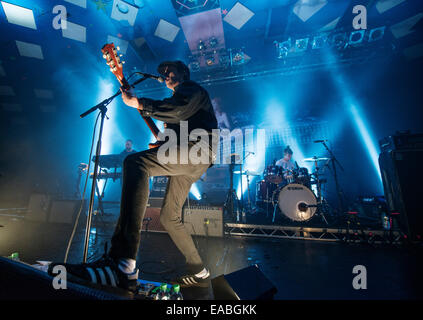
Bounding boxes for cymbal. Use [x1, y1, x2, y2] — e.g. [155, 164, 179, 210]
[233, 170, 261, 176]
[303, 156, 330, 162]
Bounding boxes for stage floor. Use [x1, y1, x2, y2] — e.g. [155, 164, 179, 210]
[0, 216, 422, 299]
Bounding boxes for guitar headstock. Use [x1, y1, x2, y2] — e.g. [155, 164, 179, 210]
[101, 43, 126, 85]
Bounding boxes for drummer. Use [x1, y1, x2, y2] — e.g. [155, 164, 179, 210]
[275, 146, 296, 183]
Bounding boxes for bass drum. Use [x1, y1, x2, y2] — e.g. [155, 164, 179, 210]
[277, 183, 317, 222]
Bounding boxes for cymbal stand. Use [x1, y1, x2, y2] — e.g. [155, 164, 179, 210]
[313, 159, 329, 225]
[321, 141, 346, 217]
[223, 157, 240, 222]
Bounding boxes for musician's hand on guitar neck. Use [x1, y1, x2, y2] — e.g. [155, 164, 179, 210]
[120, 87, 143, 110]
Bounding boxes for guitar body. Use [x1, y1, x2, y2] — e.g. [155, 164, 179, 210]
[101, 43, 162, 149]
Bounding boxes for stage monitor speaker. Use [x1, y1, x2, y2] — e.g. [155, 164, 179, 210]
[211, 265, 277, 300]
[48, 200, 79, 224]
[183, 206, 223, 237]
[26, 194, 50, 222]
[379, 148, 423, 240]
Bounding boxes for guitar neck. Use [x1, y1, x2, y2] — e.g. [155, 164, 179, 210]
[119, 76, 160, 140]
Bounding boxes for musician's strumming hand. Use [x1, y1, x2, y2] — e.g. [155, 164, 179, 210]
[120, 87, 143, 110]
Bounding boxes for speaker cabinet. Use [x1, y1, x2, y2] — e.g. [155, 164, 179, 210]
[379, 149, 423, 240]
[183, 206, 223, 237]
[48, 200, 79, 224]
[212, 265, 277, 300]
[26, 194, 51, 222]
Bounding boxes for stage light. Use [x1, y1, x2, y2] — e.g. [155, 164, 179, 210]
[205, 53, 215, 66]
[232, 52, 244, 65]
[275, 38, 292, 59]
[190, 183, 201, 200]
[368, 26, 386, 42]
[331, 33, 347, 50]
[219, 53, 231, 66]
[295, 38, 309, 52]
[209, 37, 218, 48]
[188, 60, 200, 72]
[348, 30, 365, 46]
[197, 40, 206, 51]
[312, 34, 328, 49]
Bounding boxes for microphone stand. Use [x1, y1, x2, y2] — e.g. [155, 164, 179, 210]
[320, 141, 345, 217]
[80, 76, 148, 263]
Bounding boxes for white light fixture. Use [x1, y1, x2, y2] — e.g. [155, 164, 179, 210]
[293, 0, 327, 23]
[111, 0, 139, 26]
[375, 0, 406, 14]
[224, 2, 254, 30]
[64, 0, 87, 8]
[1, 1, 37, 30]
[62, 21, 86, 43]
[154, 19, 180, 42]
[15, 41, 44, 59]
[390, 13, 423, 39]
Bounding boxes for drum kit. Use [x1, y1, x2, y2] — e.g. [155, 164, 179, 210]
[255, 156, 331, 224]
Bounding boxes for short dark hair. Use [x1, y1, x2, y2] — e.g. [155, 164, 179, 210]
[126, 139, 133, 143]
[284, 146, 293, 155]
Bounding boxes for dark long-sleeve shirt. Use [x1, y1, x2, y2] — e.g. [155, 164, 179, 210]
[138, 80, 218, 138]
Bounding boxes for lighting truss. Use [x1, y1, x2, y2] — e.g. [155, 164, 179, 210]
[225, 223, 403, 244]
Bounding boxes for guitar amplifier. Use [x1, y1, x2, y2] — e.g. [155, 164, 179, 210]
[26, 194, 51, 222]
[379, 145, 423, 240]
[183, 206, 223, 237]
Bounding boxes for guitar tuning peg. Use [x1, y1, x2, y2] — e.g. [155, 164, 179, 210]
[117, 46, 120, 51]
[119, 54, 123, 57]
[122, 61, 125, 64]
[102, 54, 107, 59]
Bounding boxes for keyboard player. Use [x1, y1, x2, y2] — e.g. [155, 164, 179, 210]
[120, 139, 137, 156]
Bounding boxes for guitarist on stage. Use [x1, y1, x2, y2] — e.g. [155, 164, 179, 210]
[48, 61, 218, 291]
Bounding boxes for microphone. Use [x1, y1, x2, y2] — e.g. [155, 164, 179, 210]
[313, 140, 328, 143]
[135, 72, 164, 83]
[247, 151, 255, 155]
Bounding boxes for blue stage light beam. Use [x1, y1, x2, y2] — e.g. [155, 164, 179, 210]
[190, 182, 201, 200]
[96, 79, 124, 190]
[236, 128, 266, 199]
[322, 48, 383, 190]
[349, 104, 382, 183]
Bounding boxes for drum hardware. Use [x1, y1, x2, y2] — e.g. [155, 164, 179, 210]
[264, 165, 283, 184]
[223, 154, 241, 222]
[314, 140, 346, 217]
[234, 170, 260, 216]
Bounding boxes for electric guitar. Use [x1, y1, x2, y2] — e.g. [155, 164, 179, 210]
[101, 43, 162, 149]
